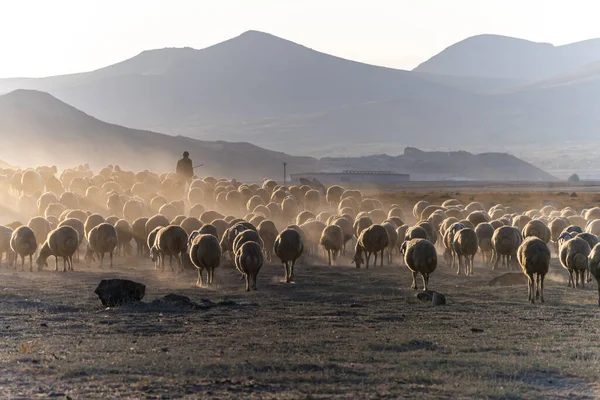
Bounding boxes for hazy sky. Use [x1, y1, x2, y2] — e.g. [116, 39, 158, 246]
[2, 0, 599, 78]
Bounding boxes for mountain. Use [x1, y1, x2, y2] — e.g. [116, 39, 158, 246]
[0, 90, 316, 180]
[414, 34, 600, 81]
[0, 30, 475, 134]
[316, 147, 556, 181]
[0, 31, 597, 178]
[0, 90, 554, 182]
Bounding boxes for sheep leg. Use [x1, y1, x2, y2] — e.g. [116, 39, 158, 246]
[493, 253, 499, 270]
[457, 255, 462, 275]
[421, 272, 428, 291]
[29, 255, 33, 272]
[69, 256, 75, 272]
[327, 250, 332, 267]
[160, 254, 165, 271]
[373, 253, 378, 268]
[567, 270, 574, 288]
[587, 269, 592, 284]
[245, 274, 250, 291]
[365, 253, 371, 269]
[411, 271, 418, 290]
[470, 255, 474, 275]
[54, 256, 59, 272]
[252, 272, 258, 290]
[581, 270, 585, 289]
[209, 268, 215, 285]
[290, 260, 296, 282]
[527, 273, 534, 303]
[380, 250, 384, 267]
[196, 269, 204, 287]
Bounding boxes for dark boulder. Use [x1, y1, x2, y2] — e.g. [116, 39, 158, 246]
[94, 279, 146, 307]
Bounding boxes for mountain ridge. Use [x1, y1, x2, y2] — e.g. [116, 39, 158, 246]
[0, 89, 556, 182]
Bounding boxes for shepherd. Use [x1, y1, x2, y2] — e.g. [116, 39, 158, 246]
[176, 151, 194, 181]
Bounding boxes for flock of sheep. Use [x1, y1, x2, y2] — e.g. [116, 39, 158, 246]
[1, 164, 600, 304]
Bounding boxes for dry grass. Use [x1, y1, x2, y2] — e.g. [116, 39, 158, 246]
[1, 251, 600, 399]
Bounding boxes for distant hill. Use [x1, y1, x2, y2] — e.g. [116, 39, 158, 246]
[0, 90, 316, 180]
[316, 147, 556, 181]
[0, 90, 554, 182]
[414, 34, 600, 81]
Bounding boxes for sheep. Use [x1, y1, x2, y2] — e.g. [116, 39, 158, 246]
[304, 189, 321, 212]
[352, 224, 389, 268]
[559, 237, 591, 288]
[548, 217, 570, 252]
[57, 218, 85, 261]
[492, 226, 522, 270]
[522, 220, 551, 244]
[189, 234, 222, 286]
[198, 224, 218, 238]
[10, 226, 37, 271]
[381, 222, 398, 264]
[452, 228, 478, 275]
[512, 215, 532, 231]
[326, 185, 345, 207]
[235, 241, 264, 291]
[145, 214, 170, 238]
[0, 226, 14, 266]
[115, 219, 133, 256]
[400, 238, 437, 291]
[27, 216, 52, 246]
[332, 217, 353, 255]
[466, 211, 490, 227]
[274, 228, 304, 283]
[299, 219, 326, 256]
[517, 237, 550, 303]
[416, 220, 437, 244]
[153, 225, 188, 273]
[233, 229, 264, 255]
[84, 214, 105, 237]
[413, 201, 430, 219]
[405, 225, 428, 241]
[132, 217, 149, 257]
[36, 226, 79, 272]
[86, 223, 118, 268]
[588, 243, 600, 306]
[353, 216, 373, 239]
[257, 220, 278, 262]
[320, 224, 344, 266]
[475, 222, 495, 265]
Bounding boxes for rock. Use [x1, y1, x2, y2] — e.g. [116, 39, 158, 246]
[416, 292, 433, 303]
[94, 279, 145, 307]
[416, 290, 446, 305]
[488, 273, 528, 287]
[571, 192, 578, 198]
[471, 328, 484, 333]
[431, 292, 446, 305]
[150, 294, 213, 310]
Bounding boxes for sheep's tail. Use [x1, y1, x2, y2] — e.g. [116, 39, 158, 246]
[574, 253, 588, 270]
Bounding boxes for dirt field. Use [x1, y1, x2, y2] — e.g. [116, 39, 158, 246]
[2, 190, 600, 399]
[1, 250, 600, 399]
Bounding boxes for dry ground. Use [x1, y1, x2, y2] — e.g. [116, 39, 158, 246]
[2, 190, 600, 399]
[1, 251, 600, 399]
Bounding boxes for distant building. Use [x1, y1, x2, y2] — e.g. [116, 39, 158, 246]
[290, 170, 410, 185]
